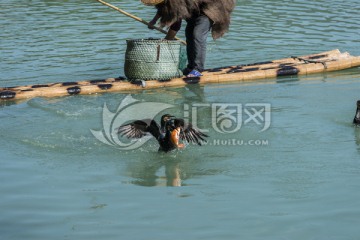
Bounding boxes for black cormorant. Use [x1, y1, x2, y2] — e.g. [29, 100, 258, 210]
[354, 100, 360, 125]
[117, 114, 209, 152]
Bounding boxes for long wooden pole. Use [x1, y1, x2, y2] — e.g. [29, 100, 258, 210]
[95, 0, 187, 45]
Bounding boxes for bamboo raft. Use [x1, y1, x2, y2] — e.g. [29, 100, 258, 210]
[1, 49, 359, 101]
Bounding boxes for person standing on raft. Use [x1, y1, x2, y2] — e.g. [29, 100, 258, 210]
[141, 0, 236, 77]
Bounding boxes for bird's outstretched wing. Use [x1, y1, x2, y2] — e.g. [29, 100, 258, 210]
[178, 120, 209, 146]
[117, 119, 161, 139]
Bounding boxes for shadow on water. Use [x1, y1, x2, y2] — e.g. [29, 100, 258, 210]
[0, 99, 27, 108]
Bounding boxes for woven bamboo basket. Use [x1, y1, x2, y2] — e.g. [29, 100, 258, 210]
[124, 39, 182, 81]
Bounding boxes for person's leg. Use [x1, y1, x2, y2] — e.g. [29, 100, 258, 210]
[186, 15, 212, 73]
[185, 17, 196, 74]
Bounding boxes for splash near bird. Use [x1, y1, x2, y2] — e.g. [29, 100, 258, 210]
[117, 114, 208, 152]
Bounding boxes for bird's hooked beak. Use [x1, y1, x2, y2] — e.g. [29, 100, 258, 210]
[164, 115, 175, 122]
[160, 114, 175, 129]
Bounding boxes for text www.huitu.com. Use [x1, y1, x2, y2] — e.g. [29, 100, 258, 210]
[196, 139, 270, 147]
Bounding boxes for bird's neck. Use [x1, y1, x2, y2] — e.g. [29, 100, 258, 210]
[356, 107, 360, 119]
[354, 104, 360, 124]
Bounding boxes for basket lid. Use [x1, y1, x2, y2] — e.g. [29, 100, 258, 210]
[126, 38, 180, 45]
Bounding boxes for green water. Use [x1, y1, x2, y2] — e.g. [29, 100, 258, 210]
[1, 0, 360, 239]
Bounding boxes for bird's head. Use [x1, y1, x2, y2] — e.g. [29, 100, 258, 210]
[160, 114, 175, 129]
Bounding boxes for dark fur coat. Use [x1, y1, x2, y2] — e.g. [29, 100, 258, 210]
[156, 0, 236, 39]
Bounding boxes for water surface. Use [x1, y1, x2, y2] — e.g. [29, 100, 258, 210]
[1, 0, 360, 239]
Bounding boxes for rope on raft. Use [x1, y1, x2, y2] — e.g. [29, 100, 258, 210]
[291, 56, 329, 69]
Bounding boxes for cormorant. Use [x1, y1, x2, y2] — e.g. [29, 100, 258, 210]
[117, 114, 208, 152]
[354, 100, 360, 125]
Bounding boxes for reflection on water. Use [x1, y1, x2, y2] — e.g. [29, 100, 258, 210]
[123, 148, 230, 188]
[355, 127, 360, 151]
[126, 155, 183, 187]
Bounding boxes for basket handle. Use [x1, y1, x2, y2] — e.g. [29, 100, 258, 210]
[156, 45, 161, 62]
